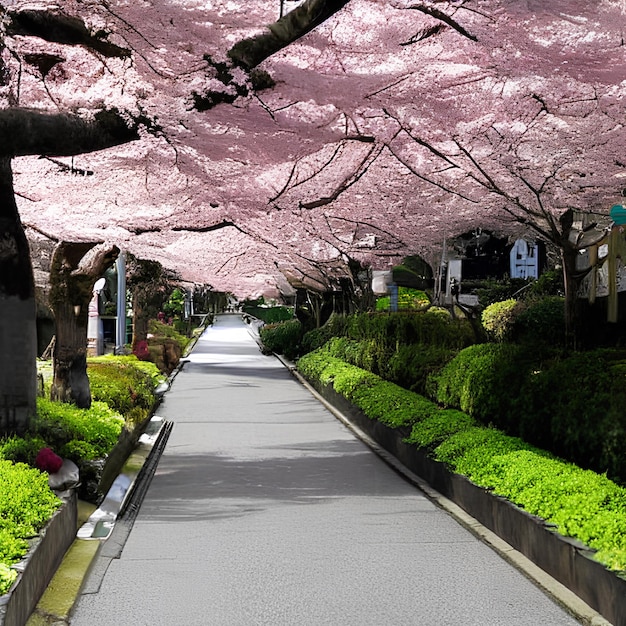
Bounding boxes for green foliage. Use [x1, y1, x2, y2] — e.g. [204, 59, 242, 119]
[0, 435, 47, 465]
[0, 459, 61, 591]
[515, 349, 626, 480]
[163, 288, 185, 318]
[345, 311, 474, 350]
[148, 319, 191, 353]
[428, 343, 531, 428]
[405, 409, 477, 450]
[298, 349, 441, 429]
[0, 562, 18, 595]
[376, 288, 430, 312]
[259, 319, 303, 361]
[512, 296, 565, 345]
[481, 299, 520, 342]
[35, 398, 124, 460]
[88, 355, 161, 419]
[301, 313, 348, 354]
[242, 305, 293, 324]
[298, 343, 626, 573]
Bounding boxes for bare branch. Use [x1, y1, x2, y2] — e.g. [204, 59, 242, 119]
[6, 8, 131, 58]
[406, 4, 477, 41]
[299, 143, 383, 209]
[227, 0, 352, 70]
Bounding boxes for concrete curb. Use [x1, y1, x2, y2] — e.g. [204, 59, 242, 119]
[288, 364, 614, 626]
[26, 417, 173, 626]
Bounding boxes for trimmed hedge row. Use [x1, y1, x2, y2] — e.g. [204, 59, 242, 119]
[297, 350, 626, 573]
[428, 345, 626, 482]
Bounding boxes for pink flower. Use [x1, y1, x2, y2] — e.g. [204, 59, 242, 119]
[35, 448, 63, 474]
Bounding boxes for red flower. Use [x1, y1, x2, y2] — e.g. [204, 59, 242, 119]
[35, 448, 63, 474]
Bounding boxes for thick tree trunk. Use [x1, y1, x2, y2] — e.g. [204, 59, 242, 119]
[50, 242, 119, 408]
[0, 157, 37, 434]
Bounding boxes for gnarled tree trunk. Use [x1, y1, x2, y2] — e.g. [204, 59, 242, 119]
[49, 242, 119, 407]
[0, 157, 37, 434]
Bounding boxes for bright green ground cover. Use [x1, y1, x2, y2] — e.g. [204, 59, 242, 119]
[0, 356, 162, 594]
[297, 348, 626, 574]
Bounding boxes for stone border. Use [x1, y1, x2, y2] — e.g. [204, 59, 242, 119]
[309, 379, 626, 626]
[0, 492, 77, 626]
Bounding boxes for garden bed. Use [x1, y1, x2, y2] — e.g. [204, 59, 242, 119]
[0, 491, 77, 626]
[309, 378, 626, 626]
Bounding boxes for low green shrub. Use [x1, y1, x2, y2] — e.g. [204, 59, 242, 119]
[242, 305, 293, 324]
[428, 343, 531, 428]
[0, 460, 61, 593]
[512, 296, 565, 345]
[260, 319, 303, 361]
[299, 345, 626, 573]
[35, 397, 124, 461]
[148, 319, 191, 353]
[88, 355, 161, 419]
[515, 349, 626, 480]
[376, 288, 430, 312]
[481, 299, 520, 342]
[345, 311, 474, 350]
[405, 409, 477, 450]
[0, 435, 47, 465]
[87, 355, 165, 415]
[0, 562, 18, 595]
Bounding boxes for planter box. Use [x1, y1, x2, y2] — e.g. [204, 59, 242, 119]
[312, 379, 626, 626]
[0, 491, 77, 626]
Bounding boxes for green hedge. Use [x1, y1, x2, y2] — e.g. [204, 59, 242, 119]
[297, 350, 626, 573]
[88, 355, 163, 425]
[426, 344, 626, 481]
[259, 319, 303, 361]
[0, 460, 62, 593]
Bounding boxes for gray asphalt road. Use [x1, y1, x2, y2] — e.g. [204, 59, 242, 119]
[71, 314, 581, 626]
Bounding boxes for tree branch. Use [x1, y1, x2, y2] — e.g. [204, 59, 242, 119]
[0, 108, 140, 157]
[227, 0, 352, 70]
[5, 8, 131, 58]
[406, 4, 477, 41]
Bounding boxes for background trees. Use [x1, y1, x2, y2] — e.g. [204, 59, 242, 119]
[0, 0, 623, 419]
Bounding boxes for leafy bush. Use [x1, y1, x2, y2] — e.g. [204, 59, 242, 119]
[88, 355, 161, 419]
[481, 299, 521, 342]
[148, 319, 191, 353]
[0, 460, 61, 592]
[301, 314, 348, 354]
[298, 345, 626, 573]
[375, 288, 430, 311]
[428, 343, 532, 429]
[512, 296, 565, 345]
[0, 435, 47, 465]
[0, 562, 18, 595]
[35, 398, 124, 460]
[515, 349, 626, 480]
[242, 305, 293, 324]
[405, 409, 477, 450]
[259, 319, 303, 360]
[344, 311, 473, 349]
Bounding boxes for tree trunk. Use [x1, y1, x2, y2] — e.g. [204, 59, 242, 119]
[0, 157, 37, 434]
[50, 242, 119, 408]
[561, 244, 579, 351]
[131, 287, 149, 348]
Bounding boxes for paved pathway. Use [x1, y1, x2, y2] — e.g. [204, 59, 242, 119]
[71, 314, 581, 626]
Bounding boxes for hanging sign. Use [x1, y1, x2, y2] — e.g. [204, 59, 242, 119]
[610, 204, 626, 225]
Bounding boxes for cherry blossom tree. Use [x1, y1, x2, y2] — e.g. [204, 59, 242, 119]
[2, 0, 626, 428]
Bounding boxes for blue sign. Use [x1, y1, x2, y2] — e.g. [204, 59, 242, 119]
[610, 204, 626, 225]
